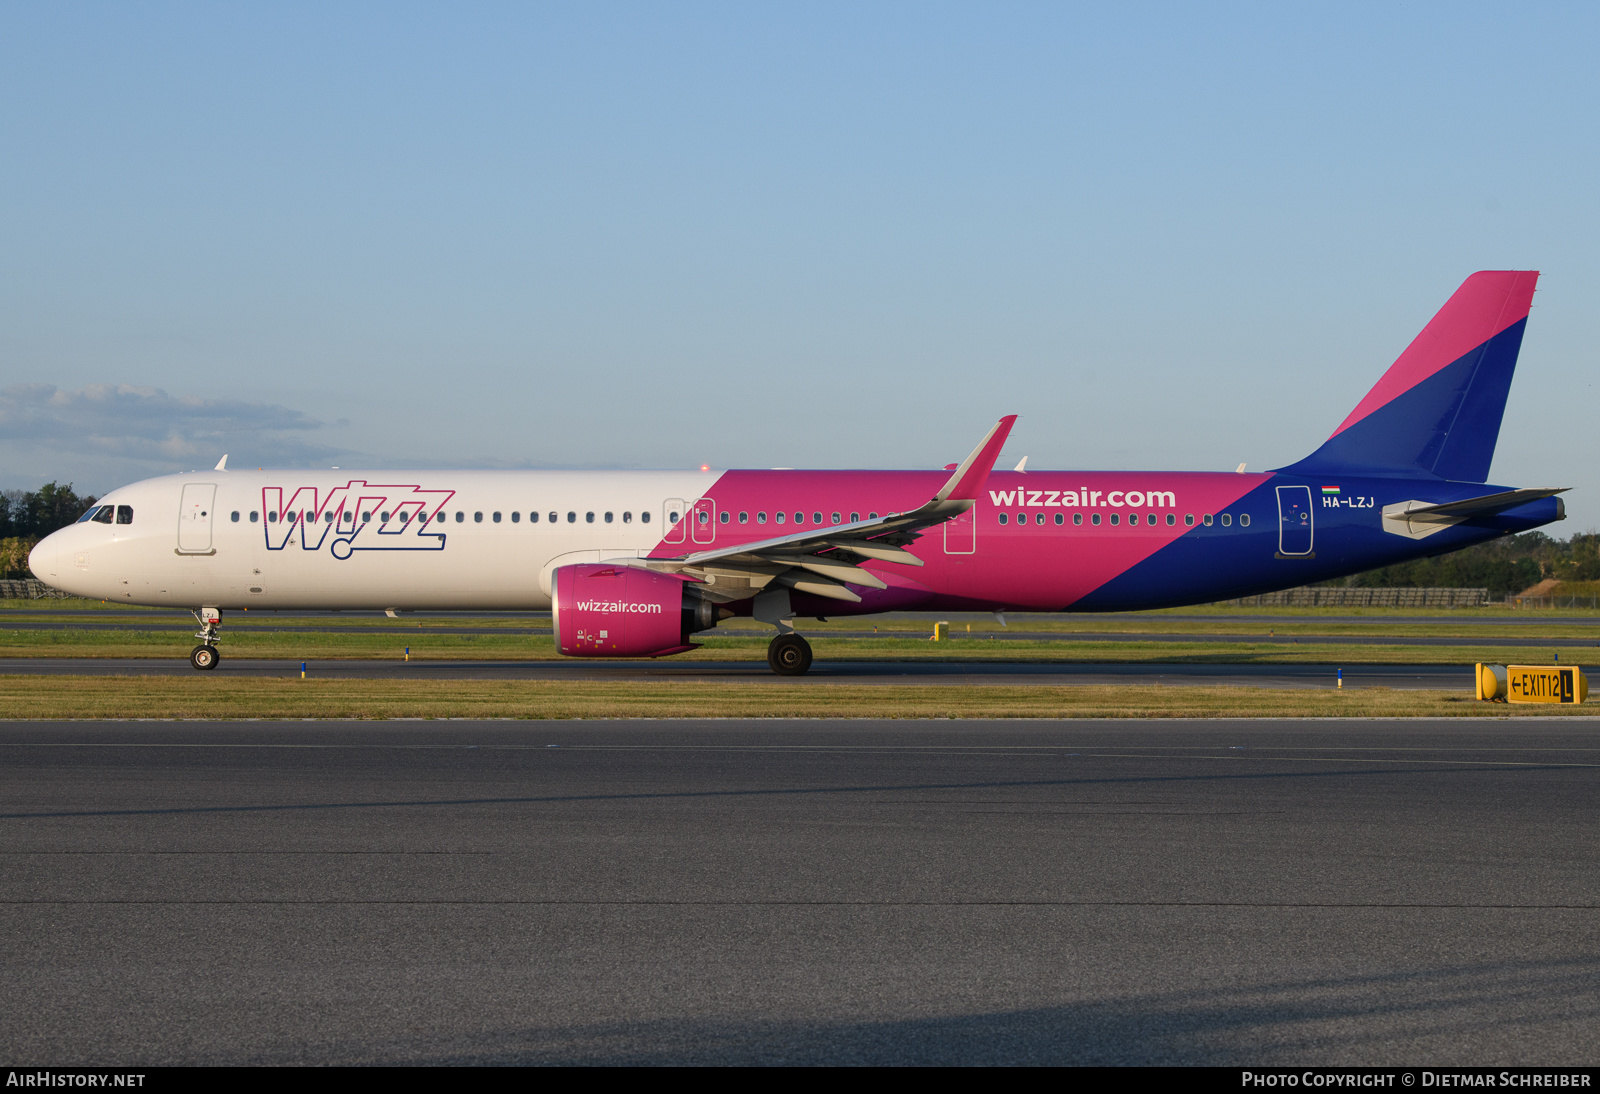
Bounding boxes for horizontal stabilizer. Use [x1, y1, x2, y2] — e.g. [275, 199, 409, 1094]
[1398, 487, 1567, 521]
[1381, 487, 1567, 540]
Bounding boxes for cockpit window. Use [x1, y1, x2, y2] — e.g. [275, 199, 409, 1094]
[77, 507, 99, 523]
[116, 506, 133, 524]
[92, 506, 114, 524]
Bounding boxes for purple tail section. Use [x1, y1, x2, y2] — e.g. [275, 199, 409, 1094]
[1285, 271, 1538, 482]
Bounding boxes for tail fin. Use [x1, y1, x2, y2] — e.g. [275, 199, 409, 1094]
[1283, 271, 1539, 482]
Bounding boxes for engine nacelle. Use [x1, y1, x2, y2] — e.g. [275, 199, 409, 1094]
[551, 563, 717, 658]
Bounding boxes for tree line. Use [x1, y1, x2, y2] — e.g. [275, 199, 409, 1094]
[1317, 530, 1600, 598]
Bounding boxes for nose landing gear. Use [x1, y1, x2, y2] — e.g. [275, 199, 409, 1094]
[190, 608, 222, 670]
[767, 632, 813, 676]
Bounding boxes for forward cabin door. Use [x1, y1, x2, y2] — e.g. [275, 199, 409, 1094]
[944, 506, 975, 554]
[662, 498, 687, 545]
[1276, 485, 1313, 557]
[177, 483, 217, 554]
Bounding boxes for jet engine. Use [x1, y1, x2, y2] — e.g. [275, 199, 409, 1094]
[550, 563, 720, 658]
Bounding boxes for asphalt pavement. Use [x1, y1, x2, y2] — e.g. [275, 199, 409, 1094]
[2, 717, 1598, 1064]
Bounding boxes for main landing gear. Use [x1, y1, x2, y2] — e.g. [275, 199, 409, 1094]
[189, 608, 222, 671]
[767, 632, 813, 676]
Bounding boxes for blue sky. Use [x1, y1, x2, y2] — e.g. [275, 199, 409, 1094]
[2, 3, 1597, 525]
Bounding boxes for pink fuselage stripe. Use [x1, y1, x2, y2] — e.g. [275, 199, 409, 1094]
[1329, 271, 1537, 439]
[646, 469, 1264, 611]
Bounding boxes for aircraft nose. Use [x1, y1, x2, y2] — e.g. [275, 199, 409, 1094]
[27, 533, 61, 582]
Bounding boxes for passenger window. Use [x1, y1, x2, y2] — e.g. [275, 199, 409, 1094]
[831, 513, 841, 525]
[1240, 513, 1251, 527]
[698, 511, 708, 524]
[381, 511, 391, 522]
[1166, 513, 1175, 526]
[718, 511, 729, 524]
[738, 512, 748, 524]
[869, 512, 878, 520]
[1129, 513, 1139, 526]
[756, 512, 766, 524]
[1221, 513, 1232, 527]
[567, 512, 576, 523]
[1036, 513, 1045, 525]
[231, 511, 240, 522]
[1073, 513, 1082, 526]
[530, 511, 539, 523]
[511, 511, 520, 523]
[362, 511, 371, 522]
[250, 511, 259, 523]
[1015, 512, 1025, 524]
[475, 512, 484, 523]
[849, 512, 859, 523]
[1185, 514, 1194, 526]
[1147, 513, 1156, 525]
[493, 512, 502, 523]
[326, 512, 335, 523]
[269, 511, 278, 522]
[585, 512, 594, 523]
[604, 512, 613, 523]
[641, 511, 650, 523]
[1054, 513, 1063, 525]
[813, 513, 822, 525]
[551, 513, 559, 524]
[1203, 514, 1213, 526]
[1110, 514, 1120, 526]
[775, 512, 785, 524]
[622, 512, 631, 523]
[1091, 513, 1101, 526]
[668, 510, 679, 524]
[998, 513, 1009, 525]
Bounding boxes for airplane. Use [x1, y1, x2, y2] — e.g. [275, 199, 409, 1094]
[28, 270, 1566, 674]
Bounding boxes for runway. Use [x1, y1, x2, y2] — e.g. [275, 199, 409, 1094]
[2, 717, 1597, 1064]
[6, 618, 1600, 647]
[0, 657, 1481, 688]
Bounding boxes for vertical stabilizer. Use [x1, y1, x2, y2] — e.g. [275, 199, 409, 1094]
[1283, 271, 1538, 481]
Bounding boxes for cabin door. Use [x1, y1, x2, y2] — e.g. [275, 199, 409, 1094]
[691, 497, 716, 544]
[177, 483, 217, 554]
[662, 498, 687, 545]
[1276, 485, 1313, 556]
[944, 506, 975, 554]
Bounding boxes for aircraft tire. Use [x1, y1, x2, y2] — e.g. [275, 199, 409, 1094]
[190, 645, 219, 671]
[767, 633, 812, 676]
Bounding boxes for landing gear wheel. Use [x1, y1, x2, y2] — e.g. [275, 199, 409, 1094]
[767, 633, 813, 676]
[190, 645, 219, 671]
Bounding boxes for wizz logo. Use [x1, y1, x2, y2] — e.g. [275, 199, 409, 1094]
[262, 482, 456, 559]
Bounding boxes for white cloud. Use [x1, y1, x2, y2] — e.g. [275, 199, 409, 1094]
[0, 383, 351, 469]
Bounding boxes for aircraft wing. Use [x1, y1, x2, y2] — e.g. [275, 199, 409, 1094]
[623, 415, 1017, 602]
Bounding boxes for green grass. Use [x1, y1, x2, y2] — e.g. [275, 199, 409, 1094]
[1, 674, 1593, 720]
[0, 627, 1597, 666]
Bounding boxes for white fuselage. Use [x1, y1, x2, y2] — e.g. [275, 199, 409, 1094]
[28, 469, 716, 610]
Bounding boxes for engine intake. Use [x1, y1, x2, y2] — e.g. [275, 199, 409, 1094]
[551, 563, 717, 658]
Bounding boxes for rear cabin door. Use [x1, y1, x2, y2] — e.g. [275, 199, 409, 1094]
[944, 506, 975, 554]
[1276, 485, 1313, 557]
[691, 497, 716, 544]
[177, 483, 217, 554]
